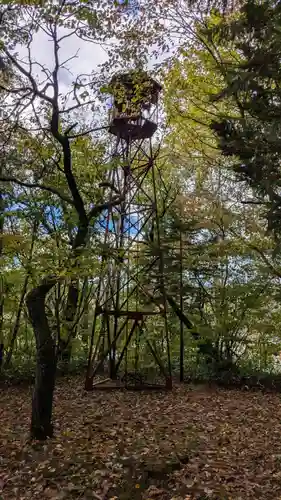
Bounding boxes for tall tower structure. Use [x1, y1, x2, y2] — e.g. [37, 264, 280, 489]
[85, 70, 171, 390]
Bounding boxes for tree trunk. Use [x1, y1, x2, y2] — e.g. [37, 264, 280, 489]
[4, 274, 29, 368]
[166, 294, 220, 363]
[179, 229, 184, 382]
[59, 279, 78, 370]
[5, 219, 38, 368]
[26, 276, 58, 440]
[0, 162, 4, 356]
[59, 223, 89, 368]
[81, 278, 89, 352]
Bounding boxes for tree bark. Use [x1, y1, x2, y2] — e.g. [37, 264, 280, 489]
[4, 274, 29, 368]
[60, 223, 89, 368]
[179, 229, 184, 382]
[81, 278, 89, 352]
[0, 161, 4, 355]
[5, 219, 38, 368]
[58, 279, 79, 369]
[26, 276, 58, 440]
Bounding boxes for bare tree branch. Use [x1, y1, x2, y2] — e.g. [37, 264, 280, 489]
[87, 194, 125, 221]
[68, 125, 109, 139]
[4, 49, 54, 104]
[248, 244, 281, 279]
[0, 176, 74, 205]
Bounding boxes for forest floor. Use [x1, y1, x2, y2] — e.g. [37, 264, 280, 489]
[1, 377, 281, 500]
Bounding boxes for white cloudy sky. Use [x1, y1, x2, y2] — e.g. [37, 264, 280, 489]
[15, 18, 168, 98]
[10, 7, 171, 131]
[12, 25, 120, 130]
[18, 28, 109, 94]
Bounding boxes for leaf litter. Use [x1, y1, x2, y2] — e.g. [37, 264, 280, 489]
[1, 377, 281, 499]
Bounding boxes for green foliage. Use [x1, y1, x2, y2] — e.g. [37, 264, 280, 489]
[157, 6, 281, 379]
[205, 0, 281, 237]
[2, 0, 281, 390]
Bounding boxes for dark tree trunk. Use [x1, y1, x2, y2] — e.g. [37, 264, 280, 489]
[97, 332, 106, 374]
[0, 162, 4, 355]
[59, 279, 79, 369]
[60, 223, 89, 368]
[166, 294, 220, 363]
[179, 230, 184, 382]
[26, 277, 57, 440]
[4, 274, 29, 368]
[81, 278, 89, 352]
[5, 219, 38, 368]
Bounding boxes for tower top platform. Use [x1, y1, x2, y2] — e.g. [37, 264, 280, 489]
[108, 70, 162, 140]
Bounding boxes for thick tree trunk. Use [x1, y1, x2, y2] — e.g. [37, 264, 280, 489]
[26, 276, 57, 440]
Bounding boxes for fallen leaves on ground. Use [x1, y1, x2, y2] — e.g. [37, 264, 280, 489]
[1, 378, 281, 499]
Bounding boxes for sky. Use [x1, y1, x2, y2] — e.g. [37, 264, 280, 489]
[14, 1, 149, 100]
[13, 1, 170, 109]
[4, 2, 167, 236]
[16, 27, 109, 102]
[10, 1, 172, 154]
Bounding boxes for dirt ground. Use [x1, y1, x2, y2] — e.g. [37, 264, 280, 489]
[1, 377, 281, 499]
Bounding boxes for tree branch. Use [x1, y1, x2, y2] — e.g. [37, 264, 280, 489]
[46, 27, 88, 225]
[68, 125, 109, 139]
[4, 49, 54, 104]
[249, 244, 281, 279]
[87, 194, 125, 221]
[0, 176, 74, 205]
[241, 200, 265, 205]
[230, 228, 281, 278]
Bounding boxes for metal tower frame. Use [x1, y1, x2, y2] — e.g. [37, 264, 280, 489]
[85, 71, 172, 390]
